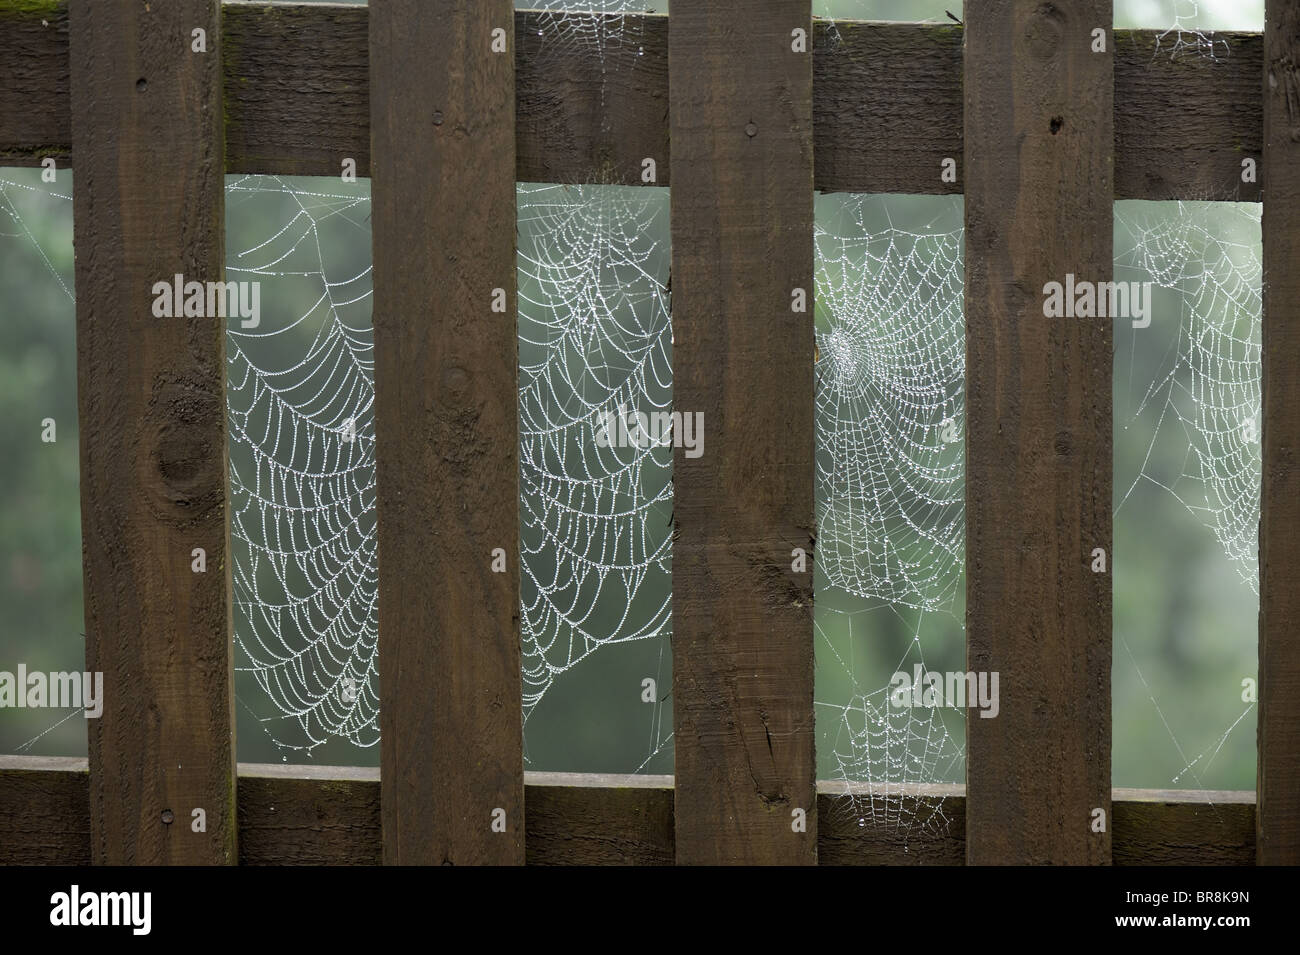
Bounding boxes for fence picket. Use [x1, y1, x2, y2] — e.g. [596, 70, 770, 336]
[1258, 0, 1300, 866]
[668, 0, 818, 865]
[963, 0, 1114, 864]
[369, 0, 524, 865]
[69, 0, 236, 865]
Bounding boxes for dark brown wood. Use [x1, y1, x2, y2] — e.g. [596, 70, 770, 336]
[813, 20, 963, 196]
[0, 757, 90, 865]
[964, 0, 1113, 864]
[669, 0, 817, 865]
[515, 9, 669, 186]
[0, 759, 1257, 865]
[1115, 30, 1263, 202]
[817, 782, 966, 865]
[0, 4, 1264, 199]
[1113, 789, 1255, 866]
[69, 0, 235, 865]
[0, 0, 69, 170]
[1259, 0, 1300, 866]
[223, 0, 370, 179]
[524, 773, 675, 866]
[239, 764, 381, 866]
[370, 0, 523, 866]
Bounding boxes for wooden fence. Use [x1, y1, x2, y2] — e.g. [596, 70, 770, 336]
[0, 0, 1296, 866]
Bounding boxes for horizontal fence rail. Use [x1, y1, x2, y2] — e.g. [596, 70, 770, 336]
[0, 3, 1264, 200]
[0, 757, 1258, 866]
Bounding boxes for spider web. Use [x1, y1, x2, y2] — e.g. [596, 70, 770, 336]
[1114, 198, 1261, 793]
[812, 193, 967, 841]
[223, 174, 677, 765]
[224, 174, 378, 756]
[517, 182, 673, 758]
[1116, 200, 1261, 592]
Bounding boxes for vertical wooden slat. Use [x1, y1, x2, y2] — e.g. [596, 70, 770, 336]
[69, 0, 235, 864]
[669, 0, 817, 865]
[1259, 0, 1300, 866]
[964, 0, 1113, 864]
[370, 0, 523, 865]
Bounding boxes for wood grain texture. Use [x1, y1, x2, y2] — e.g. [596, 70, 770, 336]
[1114, 30, 1263, 202]
[239, 765, 382, 866]
[69, 0, 236, 865]
[370, 0, 523, 866]
[0, 757, 90, 865]
[669, 0, 817, 866]
[0, 760, 1256, 865]
[813, 20, 963, 195]
[515, 9, 669, 186]
[223, 0, 370, 178]
[964, 0, 1113, 865]
[817, 783, 966, 865]
[1259, 0, 1300, 866]
[0, 4, 1263, 199]
[1112, 789, 1255, 866]
[524, 773, 675, 866]
[0, 0, 68, 169]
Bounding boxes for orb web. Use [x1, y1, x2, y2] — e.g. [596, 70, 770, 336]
[813, 194, 967, 839]
[516, 182, 673, 747]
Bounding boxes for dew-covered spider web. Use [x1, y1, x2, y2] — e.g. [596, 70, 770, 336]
[222, 172, 677, 770]
[222, 3, 679, 770]
[812, 193, 967, 841]
[517, 183, 673, 771]
[0, 168, 86, 758]
[224, 174, 378, 761]
[809, 194, 1262, 838]
[1114, 199, 1260, 793]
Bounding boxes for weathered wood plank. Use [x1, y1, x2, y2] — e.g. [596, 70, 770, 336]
[964, 0, 1113, 864]
[816, 783, 966, 865]
[0, 0, 68, 170]
[1258, 0, 1300, 866]
[1114, 30, 1263, 202]
[223, 0, 370, 179]
[669, 0, 817, 865]
[240, 766, 381, 866]
[515, 8, 669, 186]
[0, 757, 90, 865]
[813, 20, 963, 196]
[0, 4, 1263, 200]
[369, 0, 523, 865]
[0, 759, 1256, 865]
[524, 773, 675, 866]
[69, 0, 235, 866]
[1112, 789, 1255, 866]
